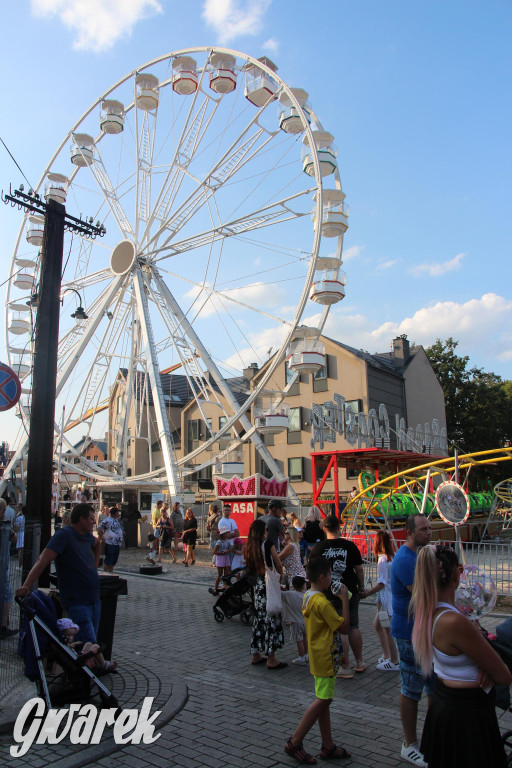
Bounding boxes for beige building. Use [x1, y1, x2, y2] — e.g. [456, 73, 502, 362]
[106, 335, 447, 505]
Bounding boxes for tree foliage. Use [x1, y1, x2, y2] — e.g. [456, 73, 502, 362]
[425, 338, 512, 457]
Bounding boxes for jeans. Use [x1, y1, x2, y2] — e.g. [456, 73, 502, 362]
[66, 600, 101, 644]
[394, 636, 436, 701]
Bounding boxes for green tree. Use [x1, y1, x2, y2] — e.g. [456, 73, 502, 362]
[426, 338, 512, 455]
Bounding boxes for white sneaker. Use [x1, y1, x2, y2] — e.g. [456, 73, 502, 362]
[292, 657, 308, 666]
[401, 742, 427, 767]
[377, 659, 400, 671]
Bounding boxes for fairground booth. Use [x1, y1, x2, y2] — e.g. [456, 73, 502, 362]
[215, 473, 288, 538]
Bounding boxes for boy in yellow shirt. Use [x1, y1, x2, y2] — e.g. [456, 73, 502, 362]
[285, 556, 351, 764]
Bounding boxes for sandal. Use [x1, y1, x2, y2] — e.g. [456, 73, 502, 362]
[285, 738, 317, 764]
[319, 744, 351, 760]
[101, 660, 118, 672]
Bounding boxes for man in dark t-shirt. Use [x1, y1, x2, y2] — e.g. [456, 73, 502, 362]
[17, 504, 101, 643]
[310, 515, 365, 676]
[259, 499, 285, 552]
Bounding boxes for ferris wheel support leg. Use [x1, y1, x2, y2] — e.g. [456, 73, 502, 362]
[151, 269, 299, 505]
[132, 267, 181, 501]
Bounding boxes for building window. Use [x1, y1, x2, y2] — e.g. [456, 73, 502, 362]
[287, 406, 302, 444]
[127, 429, 131, 458]
[205, 418, 213, 438]
[284, 361, 300, 396]
[187, 419, 202, 452]
[288, 457, 304, 482]
[93, 455, 99, 462]
[313, 356, 329, 393]
[288, 407, 301, 432]
[260, 459, 273, 479]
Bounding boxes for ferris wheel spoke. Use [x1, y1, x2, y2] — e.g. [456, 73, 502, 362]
[146, 123, 274, 252]
[141, 93, 222, 246]
[157, 267, 292, 326]
[134, 108, 158, 241]
[85, 153, 134, 240]
[148, 185, 314, 263]
[56, 274, 128, 397]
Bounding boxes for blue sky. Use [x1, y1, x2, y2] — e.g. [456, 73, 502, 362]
[1, 0, 511, 448]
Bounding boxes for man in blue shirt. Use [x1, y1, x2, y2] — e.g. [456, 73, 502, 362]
[17, 504, 100, 643]
[390, 513, 433, 767]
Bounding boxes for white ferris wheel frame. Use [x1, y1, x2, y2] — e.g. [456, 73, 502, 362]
[4, 46, 347, 503]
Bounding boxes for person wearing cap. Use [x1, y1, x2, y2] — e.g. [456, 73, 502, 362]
[259, 500, 286, 552]
[220, 504, 239, 539]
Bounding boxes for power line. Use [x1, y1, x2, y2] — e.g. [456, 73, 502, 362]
[0, 137, 34, 190]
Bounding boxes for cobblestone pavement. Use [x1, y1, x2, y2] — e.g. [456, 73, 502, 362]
[2, 545, 512, 767]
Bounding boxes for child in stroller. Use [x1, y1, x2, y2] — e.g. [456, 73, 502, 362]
[57, 618, 118, 672]
[17, 590, 118, 710]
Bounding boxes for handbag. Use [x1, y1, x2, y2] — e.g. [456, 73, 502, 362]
[265, 564, 283, 616]
[378, 608, 390, 629]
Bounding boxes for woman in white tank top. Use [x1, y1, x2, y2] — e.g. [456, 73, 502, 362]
[410, 544, 511, 768]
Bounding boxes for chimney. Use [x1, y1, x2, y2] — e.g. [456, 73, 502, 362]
[243, 362, 259, 380]
[392, 335, 410, 362]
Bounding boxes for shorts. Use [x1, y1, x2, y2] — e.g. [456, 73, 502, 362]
[66, 600, 101, 645]
[215, 554, 230, 568]
[314, 675, 335, 701]
[104, 543, 120, 566]
[394, 637, 436, 701]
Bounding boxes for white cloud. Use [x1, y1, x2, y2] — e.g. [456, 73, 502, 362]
[220, 293, 512, 377]
[376, 259, 397, 271]
[262, 37, 279, 53]
[409, 252, 465, 277]
[30, 0, 162, 53]
[342, 244, 363, 262]
[202, 0, 272, 43]
[324, 293, 512, 362]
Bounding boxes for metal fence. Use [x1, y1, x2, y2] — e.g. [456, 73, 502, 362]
[0, 521, 40, 700]
[362, 539, 512, 598]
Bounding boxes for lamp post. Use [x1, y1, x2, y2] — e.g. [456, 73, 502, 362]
[2, 185, 105, 585]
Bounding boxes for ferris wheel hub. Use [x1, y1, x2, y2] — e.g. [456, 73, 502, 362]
[111, 240, 136, 275]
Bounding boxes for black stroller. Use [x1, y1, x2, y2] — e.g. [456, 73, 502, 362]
[486, 616, 512, 764]
[17, 590, 119, 711]
[211, 569, 255, 624]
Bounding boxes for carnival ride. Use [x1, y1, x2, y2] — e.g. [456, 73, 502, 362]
[311, 447, 512, 555]
[3, 47, 349, 501]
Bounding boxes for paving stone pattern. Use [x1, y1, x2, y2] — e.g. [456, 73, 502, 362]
[2, 545, 512, 767]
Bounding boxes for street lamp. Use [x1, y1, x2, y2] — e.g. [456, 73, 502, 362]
[61, 287, 88, 320]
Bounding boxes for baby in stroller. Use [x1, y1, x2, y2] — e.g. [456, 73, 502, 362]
[57, 618, 118, 672]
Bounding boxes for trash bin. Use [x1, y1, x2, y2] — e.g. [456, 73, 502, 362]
[120, 503, 140, 548]
[97, 574, 128, 660]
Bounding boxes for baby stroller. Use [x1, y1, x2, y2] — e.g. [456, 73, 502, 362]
[17, 591, 119, 711]
[485, 616, 512, 764]
[211, 569, 255, 625]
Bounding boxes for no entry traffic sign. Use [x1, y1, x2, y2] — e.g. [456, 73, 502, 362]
[0, 362, 21, 411]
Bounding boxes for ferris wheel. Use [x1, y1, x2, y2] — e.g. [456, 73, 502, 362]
[4, 47, 349, 500]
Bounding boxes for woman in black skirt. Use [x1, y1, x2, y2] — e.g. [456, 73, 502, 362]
[411, 545, 512, 768]
[245, 519, 286, 669]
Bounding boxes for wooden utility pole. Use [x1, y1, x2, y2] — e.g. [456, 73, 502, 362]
[2, 185, 105, 586]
